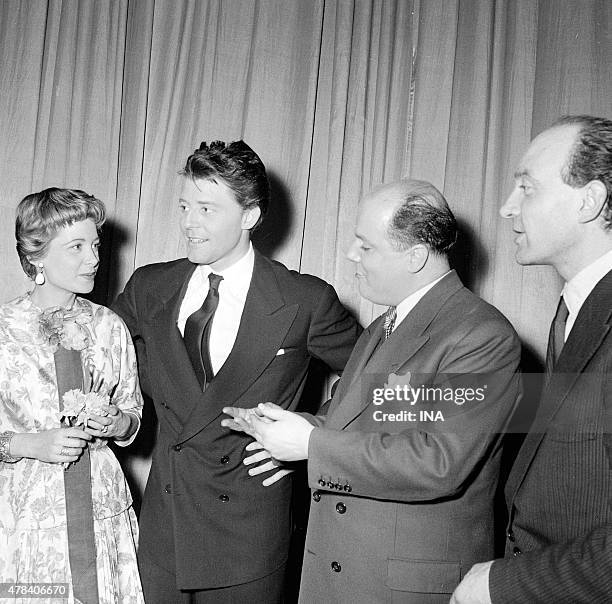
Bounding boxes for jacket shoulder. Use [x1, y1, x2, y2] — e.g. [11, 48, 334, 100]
[131, 258, 191, 280]
[258, 254, 332, 294]
[448, 286, 519, 341]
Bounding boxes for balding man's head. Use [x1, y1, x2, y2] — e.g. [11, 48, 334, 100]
[368, 180, 457, 256]
[552, 115, 612, 230]
[348, 179, 456, 305]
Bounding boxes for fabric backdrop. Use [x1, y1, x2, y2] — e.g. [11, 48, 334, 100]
[1, 0, 610, 493]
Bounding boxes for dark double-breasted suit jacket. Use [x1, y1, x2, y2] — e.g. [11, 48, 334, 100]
[113, 250, 361, 590]
[298, 271, 521, 603]
[489, 269, 612, 603]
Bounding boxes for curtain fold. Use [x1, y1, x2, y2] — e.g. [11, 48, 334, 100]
[128, 0, 327, 273]
[0, 0, 610, 353]
[0, 1, 48, 292]
[303, 0, 418, 325]
[0, 0, 127, 297]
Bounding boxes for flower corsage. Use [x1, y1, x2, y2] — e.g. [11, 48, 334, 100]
[58, 368, 113, 467]
[39, 303, 93, 352]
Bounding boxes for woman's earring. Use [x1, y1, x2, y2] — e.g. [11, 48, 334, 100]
[34, 263, 45, 285]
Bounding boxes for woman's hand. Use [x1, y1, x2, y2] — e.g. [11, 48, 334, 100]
[10, 428, 92, 464]
[85, 406, 133, 440]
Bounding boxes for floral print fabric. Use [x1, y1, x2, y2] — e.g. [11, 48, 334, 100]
[0, 295, 144, 603]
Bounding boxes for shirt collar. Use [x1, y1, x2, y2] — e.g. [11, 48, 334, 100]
[562, 249, 612, 319]
[195, 243, 255, 286]
[394, 271, 450, 330]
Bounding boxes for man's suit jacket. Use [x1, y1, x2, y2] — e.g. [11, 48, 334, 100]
[113, 250, 361, 589]
[489, 269, 612, 603]
[299, 271, 521, 603]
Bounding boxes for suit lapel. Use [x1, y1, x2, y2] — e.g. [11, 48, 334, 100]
[145, 261, 203, 429]
[325, 271, 462, 430]
[177, 252, 298, 442]
[323, 322, 382, 422]
[507, 269, 612, 498]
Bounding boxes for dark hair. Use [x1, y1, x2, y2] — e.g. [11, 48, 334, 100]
[553, 115, 612, 229]
[182, 140, 269, 229]
[387, 180, 457, 255]
[16, 187, 105, 279]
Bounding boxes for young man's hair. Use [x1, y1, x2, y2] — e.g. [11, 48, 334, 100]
[182, 140, 270, 229]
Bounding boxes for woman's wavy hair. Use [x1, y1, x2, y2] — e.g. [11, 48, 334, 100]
[16, 187, 105, 279]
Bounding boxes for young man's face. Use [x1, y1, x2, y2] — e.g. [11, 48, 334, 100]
[500, 125, 584, 269]
[178, 177, 259, 270]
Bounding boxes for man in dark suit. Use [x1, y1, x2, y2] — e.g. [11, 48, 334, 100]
[224, 179, 521, 602]
[113, 140, 361, 603]
[451, 116, 612, 603]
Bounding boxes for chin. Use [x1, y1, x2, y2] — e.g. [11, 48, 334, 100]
[514, 248, 540, 266]
[359, 286, 386, 306]
[187, 251, 212, 265]
[75, 284, 95, 295]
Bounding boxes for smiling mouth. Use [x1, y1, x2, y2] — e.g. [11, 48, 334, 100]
[80, 272, 97, 278]
[187, 237, 208, 244]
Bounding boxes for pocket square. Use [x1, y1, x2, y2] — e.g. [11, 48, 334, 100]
[276, 348, 286, 356]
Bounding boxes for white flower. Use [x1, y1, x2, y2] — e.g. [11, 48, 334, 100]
[59, 389, 110, 426]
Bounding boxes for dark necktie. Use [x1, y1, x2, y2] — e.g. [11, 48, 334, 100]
[545, 296, 569, 373]
[184, 273, 223, 389]
[383, 306, 397, 340]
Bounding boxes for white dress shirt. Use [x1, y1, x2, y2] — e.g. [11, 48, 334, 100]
[391, 271, 450, 332]
[561, 248, 612, 341]
[177, 244, 255, 374]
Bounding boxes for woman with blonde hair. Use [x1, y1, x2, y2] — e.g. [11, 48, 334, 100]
[0, 188, 144, 603]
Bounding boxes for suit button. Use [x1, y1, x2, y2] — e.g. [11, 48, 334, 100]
[512, 546, 522, 557]
[335, 502, 346, 514]
[331, 561, 342, 573]
[343, 484, 352, 493]
[164, 484, 172, 494]
[507, 530, 515, 542]
[220, 455, 230, 464]
[219, 494, 230, 502]
[318, 479, 326, 487]
[173, 444, 182, 452]
[312, 491, 321, 502]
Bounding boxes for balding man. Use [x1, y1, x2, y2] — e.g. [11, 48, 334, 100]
[224, 180, 521, 603]
[452, 117, 612, 603]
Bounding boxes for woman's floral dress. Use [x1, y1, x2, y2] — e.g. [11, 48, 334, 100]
[0, 295, 144, 603]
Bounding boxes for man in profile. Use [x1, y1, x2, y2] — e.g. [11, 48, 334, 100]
[114, 140, 361, 602]
[452, 116, 612, 602]
[224, 179, 521, 602]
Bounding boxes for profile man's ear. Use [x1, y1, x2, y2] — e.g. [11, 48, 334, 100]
[242, 206, 261, 230]
[578, 180, 607, 223]
[406, 244, 429, 273]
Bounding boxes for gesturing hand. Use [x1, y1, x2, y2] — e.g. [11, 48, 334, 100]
[226, 402, 313, 462]
[450, 561, 493, 604]
[221, 405, 273, 439]
[243, 441, 295, 487]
